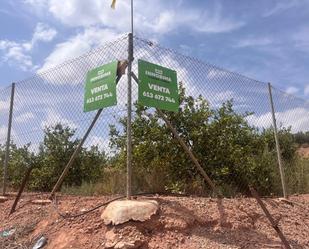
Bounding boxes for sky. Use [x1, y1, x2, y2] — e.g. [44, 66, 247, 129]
[0, 0, 309, 152]
[0, 0, 308, 98]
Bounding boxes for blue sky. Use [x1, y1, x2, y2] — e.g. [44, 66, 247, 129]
[0, 0, 309, 152]
[0, 0, 309, 98]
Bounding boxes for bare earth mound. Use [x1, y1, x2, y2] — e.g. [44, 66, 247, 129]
[0, 194, 308, 249]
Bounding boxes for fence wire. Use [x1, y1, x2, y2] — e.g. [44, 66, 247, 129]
[271, 86, 309, 194]
[0, 34, 308, 197]
[0, 86, 12, 146]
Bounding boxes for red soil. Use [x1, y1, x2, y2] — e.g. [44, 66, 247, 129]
[0, 193, 308, 249]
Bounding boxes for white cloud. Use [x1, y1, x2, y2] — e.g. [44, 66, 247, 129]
[147, 11, 176, 34]
[248, 107, 309, 133]
[305, 85, 309, 96]
[0, 22, 57, 71]
[155, 52, 199, 97]
[179, 44, 192, 56]
[41, 109, 77, 129]
[32, 22, 57, 44]
[87, 135, 109, 151]
[286, 86, 299, 95]
[0, 99, 10, 111]
[15, 112, 35, 123]
[0, 125, 16, 144]
[23, 0, 48, 9]
[49, 0, 109, 27]
[0, 40, 18, 50]
[25, 0, 244, 35]
[36, 27, 123, 88]
[0, 125, 8, 143]
[27, 142, 40, 153]
[193, 5, 244, 33]
[144, 6, 244, 34]
[24, 1, 245, 76]
[207, 68, 230, 80]
[0, 125, 6, 140]
[39, 27, 119, 72]
[235, 37, 273, 48]
[4, 46, 34, 71]
[213, 90, 236, 102]
[293, 27, 309, 52]
[263, 0, 302, 17]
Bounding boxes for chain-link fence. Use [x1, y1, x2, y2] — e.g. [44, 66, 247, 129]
[270, 87, 309, 195]
[0, 34, 308, 197]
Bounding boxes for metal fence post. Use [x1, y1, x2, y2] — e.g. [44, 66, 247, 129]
[268, 83, 287, 199]
[126, 33, 133, 199]
[2, 82, 15, 196]
[250, 186, 291, 249]
[49, 109, 103, 199]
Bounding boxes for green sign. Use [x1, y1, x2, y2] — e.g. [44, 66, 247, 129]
[84, 61, 118, 112]
[138, 60, 179, 112]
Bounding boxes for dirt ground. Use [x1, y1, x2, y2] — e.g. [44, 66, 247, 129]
[297, 146, 309, 158]
[0, 193, 308, 249]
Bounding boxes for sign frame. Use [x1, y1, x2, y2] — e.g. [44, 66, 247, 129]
[138, 59, 179, 112]
[84, 61, 118, 112]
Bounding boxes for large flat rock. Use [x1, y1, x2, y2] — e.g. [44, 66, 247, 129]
[101, 199, 159, 225]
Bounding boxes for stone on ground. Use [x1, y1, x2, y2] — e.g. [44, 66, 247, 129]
[0, 196, 8, 203]
[31, 199, 52, 205]
[104, 228, 147, 249]
[101, 199, 159, 225]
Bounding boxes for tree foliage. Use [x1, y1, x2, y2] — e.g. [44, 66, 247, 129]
[0, 86, 306, 196]
[109, 85, 300, 195]
[0, 124, 107, 191]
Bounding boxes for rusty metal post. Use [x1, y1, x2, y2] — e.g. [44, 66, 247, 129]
[126, 33, 133, 199]
[49, 65, 126, 199]
[250, 187, 291, 249]
[268, 83, 287, 198]
[2, 82, 15, 196]
[156, 108, 219, 195]
[130, 72, 219, 196]
[49, 109, 103, 199]
[9, 166, 33, 215]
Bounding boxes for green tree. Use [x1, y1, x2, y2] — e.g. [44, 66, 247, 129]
[30, 124, 107, 191]
[109, 85, 300, 196]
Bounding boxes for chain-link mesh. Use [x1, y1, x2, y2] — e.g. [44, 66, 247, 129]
[133, 37, 276, 196]
[0, 86, 12, 145]
[10, 34, 128, 153]
[271, 86, 309, 194]
[0, 34, 130, 193]
[0, 85, 12, 189]
[0, 34, 308, 197]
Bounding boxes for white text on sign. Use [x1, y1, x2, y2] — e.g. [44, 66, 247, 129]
[142, 91, 175, 103]
[86, 92, 113, 104]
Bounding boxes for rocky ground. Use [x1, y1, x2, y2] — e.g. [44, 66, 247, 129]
[0, 193, 308, 249]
